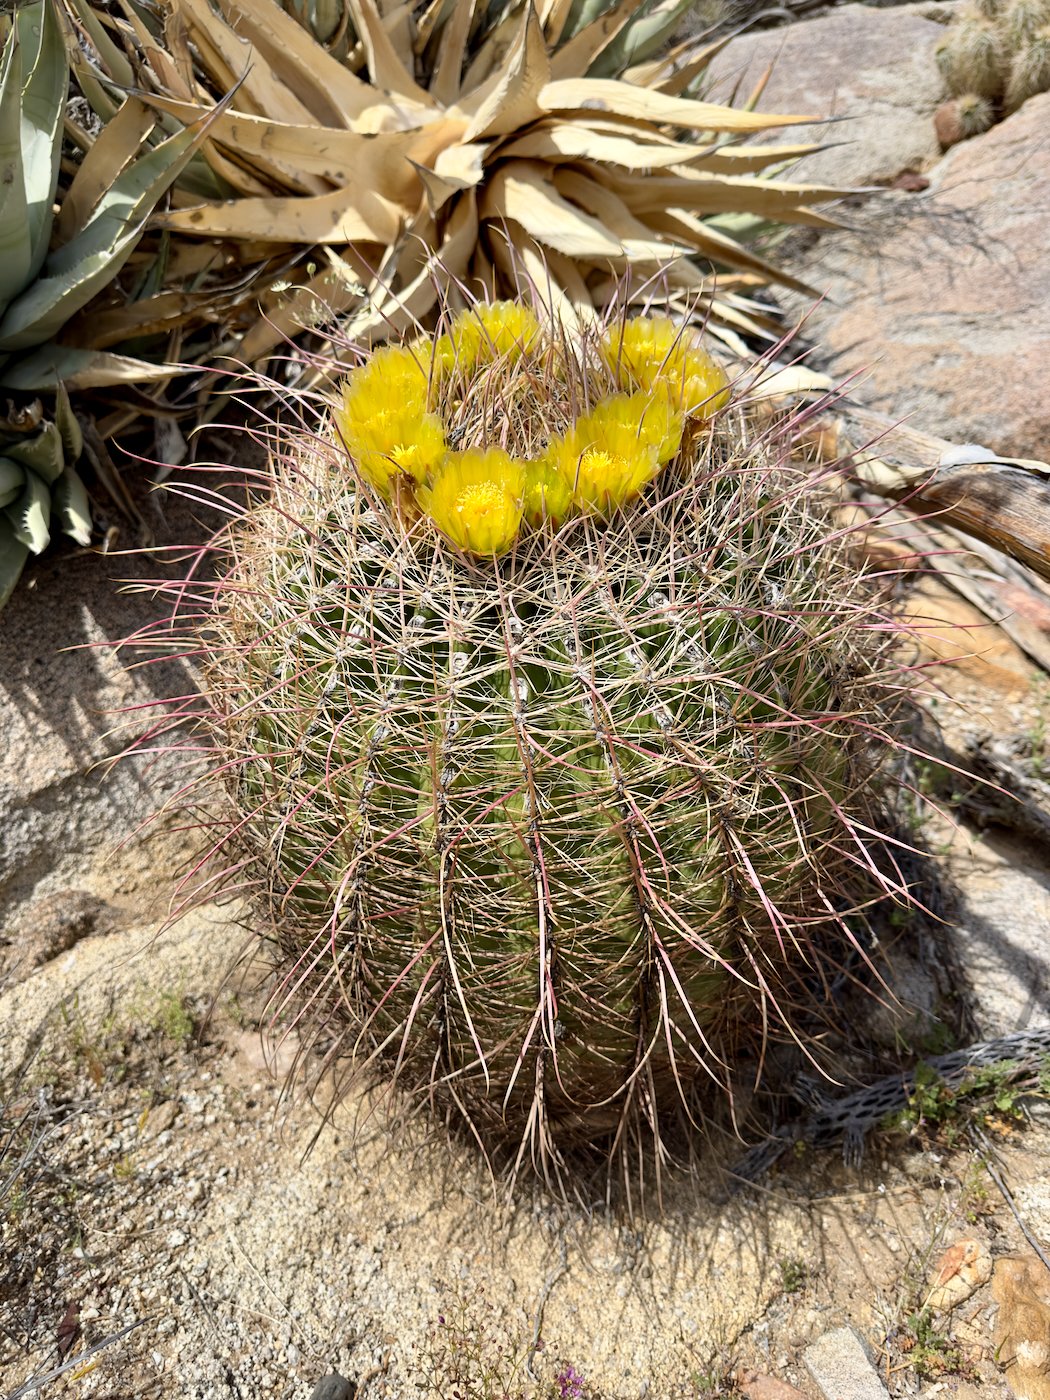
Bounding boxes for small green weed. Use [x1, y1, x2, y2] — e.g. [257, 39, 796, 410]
[898, 1307, 970, 1382]
[960, 1161, 994, 1226]
[778, 1257, 809, 1295]
[57, 998, 125, 1087]
[882, 1057, 1044, 1147]
[153, 993, 195, 1048]
[686, 1366, 740, 1398]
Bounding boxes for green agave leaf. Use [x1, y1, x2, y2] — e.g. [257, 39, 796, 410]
[4, 465, 50, 553]
[0, 108, 217, 352]
[64, 0, 135, 88]
[704, 211, 781, 241]
[19, 0, 66, 278]
[54, 378, 82, 461]
[0, 343, 184, 390]
[0, 13, 32, 308]
[0, 516, 30, 611]
[54, 463, 91, 545]
[6, 419, 63, 483]
[588, 0, 696, 76]
[0, 456, 24, 508]
[560, 0, 617, 42]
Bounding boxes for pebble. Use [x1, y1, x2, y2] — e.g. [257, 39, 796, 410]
[925, 1240, 993, 1312]
[310, 1375, 355, 1400]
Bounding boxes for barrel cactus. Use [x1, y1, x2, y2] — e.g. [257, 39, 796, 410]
[190, 301, 909, 1178]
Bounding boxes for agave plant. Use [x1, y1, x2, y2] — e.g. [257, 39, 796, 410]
[0, 385, 92, 608]
[0, 0, 219, 391]
[0, 0, 231, 603]
[57, 0, 837, 373]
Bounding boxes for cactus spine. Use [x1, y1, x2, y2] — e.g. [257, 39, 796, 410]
[935, 7, 1007, 97]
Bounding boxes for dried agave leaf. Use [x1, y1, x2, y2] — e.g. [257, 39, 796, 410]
[68, 288, 218, 349]
[138, 93, 437, 199]
[156, 181, 401, 244]
[54, 96, 157, 246]
[615, 170, 842, 224]
[482, 162, 624, 258]
[429, 0, 477, 105]
[211, 0, 380, 123]
[538, 76, 818, 131]
[460, 7, 521, 89]
[501, 120, 724, 170]
[461, 5, 549, 142]
[345, 194, 477, 345]
[238, 248, 371, 362]
[173, 0, 320, 125]
[346, 0, 433, 103]
[551, 167, 689, 254]
[0, 345, 184, 391]
[647, 205, 816, 296]
[413, 141, 486, 213]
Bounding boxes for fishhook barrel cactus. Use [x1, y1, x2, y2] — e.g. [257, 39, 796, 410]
[185, 301, 909, 1180]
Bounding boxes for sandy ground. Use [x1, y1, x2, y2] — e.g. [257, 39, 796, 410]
[2, 423, 1050, 1400]
[2, 746, 1049, 1399]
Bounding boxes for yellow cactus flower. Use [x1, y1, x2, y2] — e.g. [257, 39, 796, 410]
[444, 301, 542, 374]
[522, 458, 574, 527]
[422, 449, 526, 556]
[545, 395, 667, 514]
[335, 350, 445, 497]
[602, 315, 731, 418]
[595, 391, 684, 466]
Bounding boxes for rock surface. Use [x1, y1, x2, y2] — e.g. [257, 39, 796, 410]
[0, 531, 209, 963]
[992, 1256, 1050, 1400]
[705, 4, 945, 186]
[783, 93, 1050, 461]
[803, 1326, 891, 1399]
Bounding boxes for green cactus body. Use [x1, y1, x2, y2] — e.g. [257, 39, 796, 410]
[1001, 0, 1050, 48]
[213, 393, 898, 1158]
[1005, 23, 1050, 106]
[936, 9, 1006, 97]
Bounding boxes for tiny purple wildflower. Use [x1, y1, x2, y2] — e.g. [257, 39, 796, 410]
[556, 1364, 586, 1399]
